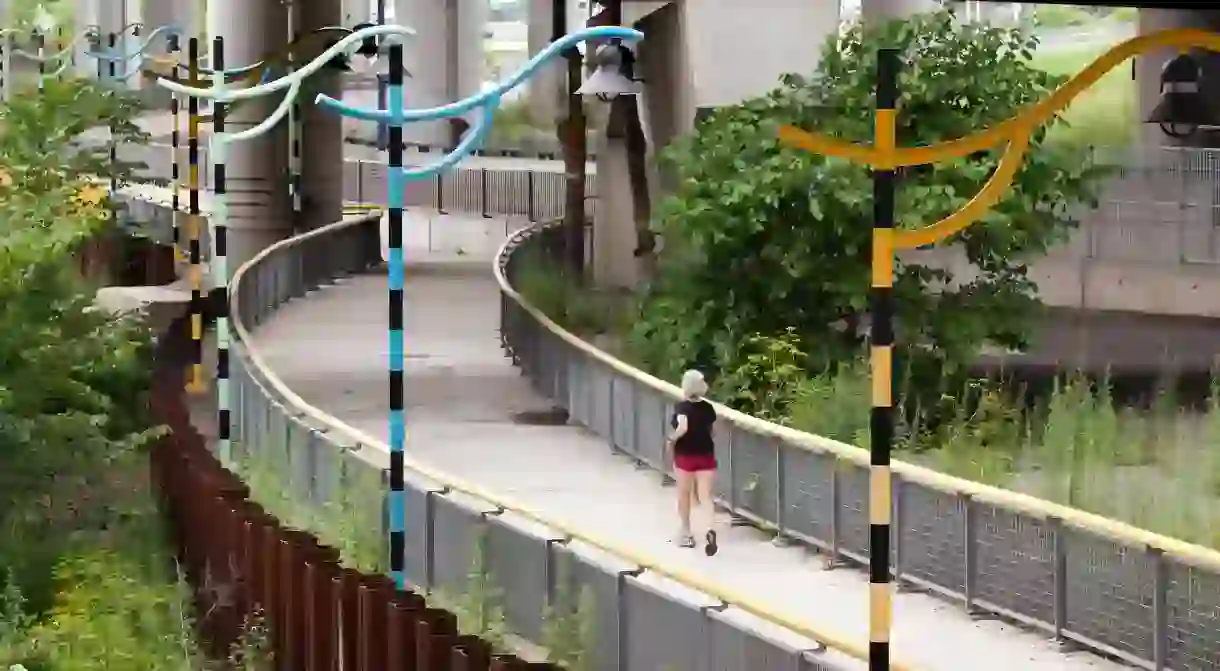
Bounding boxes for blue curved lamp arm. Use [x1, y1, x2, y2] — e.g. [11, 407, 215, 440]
[314, 25, 643, 123]
[399, 99, 497, 180]
[155, 24, 417, 101]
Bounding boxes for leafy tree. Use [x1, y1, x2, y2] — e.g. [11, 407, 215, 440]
[628, 10, 1108, 386]
[0, 77, 158, 617]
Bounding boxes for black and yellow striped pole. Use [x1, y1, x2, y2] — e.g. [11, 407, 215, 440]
[186, 37, 206, 394]
[776, 25, 1220, 671]
[868, 47, 898, 671]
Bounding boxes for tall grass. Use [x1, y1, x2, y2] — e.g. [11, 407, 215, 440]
[1032, 41, 1137, 150]
[782, 363, 1220, 548]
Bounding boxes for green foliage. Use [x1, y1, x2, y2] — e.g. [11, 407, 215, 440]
[449, 530, 510, 650]
[712, 329, 808, 422]
[235, 438, 387, 574]
[541, 553, 597, 671]
[515, 250, 630, 337]
[0, 76, 221, 670]
[629, 10, 1108, 386]
[1031, 43, 1135, 151]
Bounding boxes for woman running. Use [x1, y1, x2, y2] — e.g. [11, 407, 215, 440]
[666, 370, 718, 556]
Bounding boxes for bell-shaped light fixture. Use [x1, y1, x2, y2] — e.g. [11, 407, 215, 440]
[351, 22, 380, 58]
[1147, 53, 1218, 139]
[577, 40, 642, 101]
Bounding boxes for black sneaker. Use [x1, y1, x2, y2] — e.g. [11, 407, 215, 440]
[704, 529, 718, 556]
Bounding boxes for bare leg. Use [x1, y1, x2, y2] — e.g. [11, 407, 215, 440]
[675, 469, 694, 544]
[695, 470, 718, 555]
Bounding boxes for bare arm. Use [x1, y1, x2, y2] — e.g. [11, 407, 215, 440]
[665, 414, 688, 463]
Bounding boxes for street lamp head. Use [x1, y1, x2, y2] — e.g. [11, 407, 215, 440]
[577, 41, 641, 101]
[1147, 53, 1217, 139]
[350, 22, 381, 58]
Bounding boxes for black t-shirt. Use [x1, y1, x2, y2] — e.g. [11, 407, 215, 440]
[672, 399, 716, 456]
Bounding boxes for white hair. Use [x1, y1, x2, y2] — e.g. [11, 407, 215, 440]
[680, 369, 708, 399]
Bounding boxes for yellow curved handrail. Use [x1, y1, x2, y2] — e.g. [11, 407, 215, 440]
[778, 27, 1220, 248]
[491, 224, 1220, 574]
[226, 212, 919, 670]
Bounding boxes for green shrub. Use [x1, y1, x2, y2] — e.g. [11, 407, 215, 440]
[514, 251, 630, 338]
[0, 76, 224, 669]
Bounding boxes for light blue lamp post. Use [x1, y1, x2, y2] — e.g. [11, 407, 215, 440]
[156, 24, 420, 467]
[313, 23, 643, 591]
[155, 22, 642, 591]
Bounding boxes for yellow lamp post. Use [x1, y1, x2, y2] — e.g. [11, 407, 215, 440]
[777, 27, 1220, 671]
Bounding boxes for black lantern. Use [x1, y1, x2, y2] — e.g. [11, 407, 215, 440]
[351, 22, 380, 57]
[1147, 53, 1218, 139]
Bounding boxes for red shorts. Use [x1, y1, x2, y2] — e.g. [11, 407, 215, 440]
[674, 452, 717, 473]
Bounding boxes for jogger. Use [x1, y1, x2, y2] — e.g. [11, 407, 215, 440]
[666, 370, 719, 556]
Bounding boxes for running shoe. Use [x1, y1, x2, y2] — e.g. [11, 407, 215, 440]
[705, 529, 718, 556]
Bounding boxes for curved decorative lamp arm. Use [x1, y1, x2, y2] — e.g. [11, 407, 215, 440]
[314, 25, 644, 125]
[398, 99, 497, 179]
[86, 24, 183, 65]
[140, 26, 357, 82]
[778, 26, 1220, 248]
[155, 24, 417, 102]
[1, 28, 94, 64]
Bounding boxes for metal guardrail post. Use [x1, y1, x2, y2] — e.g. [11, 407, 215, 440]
[1151, 546, 1168, 670]
[481, 167, 490, 219]
[963, 494, 979, 615]
[773, 446, 787, 545]
[1050, 516, 1068, 641]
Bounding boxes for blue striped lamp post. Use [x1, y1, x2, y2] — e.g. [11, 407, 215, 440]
[314, 23, 643, 591]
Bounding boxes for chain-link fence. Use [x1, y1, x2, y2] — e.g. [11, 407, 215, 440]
[228, 214, 862, 671]
[499, 219, 1220, 671]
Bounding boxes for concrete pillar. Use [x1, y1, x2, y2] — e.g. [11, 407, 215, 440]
[299, 0, 345, 230]
[206, 0, 292, 273]
[394, 0, 486, 146]
[861, 0, 939, 26]
[526, 0, 587, 128]
[73, 0, 125, 82]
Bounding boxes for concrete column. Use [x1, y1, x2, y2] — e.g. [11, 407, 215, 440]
[861, 0, 939, 26]
[206, 0, 292, 273]
[299, 0, 345, 230]
[394, 0, 486, 146]
[73, 0, 101, 80]
[526, 0, 585, 128]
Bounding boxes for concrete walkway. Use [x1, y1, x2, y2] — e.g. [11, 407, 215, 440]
[249, 224, 1129, 671]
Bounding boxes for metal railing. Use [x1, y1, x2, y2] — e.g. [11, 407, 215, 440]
[113, 158, 595, 270]
[228, 214, 873, 671]
[496, 220, 1220, 671]
[121, 140, 589, 221]
[151, 315, 562, 671]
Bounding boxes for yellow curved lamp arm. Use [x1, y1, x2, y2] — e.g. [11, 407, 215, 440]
[779, 27, 1220, 249]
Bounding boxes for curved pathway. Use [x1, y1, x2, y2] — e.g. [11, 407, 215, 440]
[249, 213, 1129, 671]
